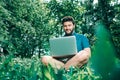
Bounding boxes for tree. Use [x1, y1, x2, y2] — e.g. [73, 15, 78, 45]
[0, 0, 50, 57]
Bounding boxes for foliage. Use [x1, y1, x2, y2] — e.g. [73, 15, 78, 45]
[0, 0, 120, 79]
[109, 3, 120, 58]
[91, 21, 116, 80]
[0, 55, 100, 80]
[0, 55, 42, 80]
[0, 0, 50, 57]
[0, 0, 120, 58]
[96, 0, 120, 58]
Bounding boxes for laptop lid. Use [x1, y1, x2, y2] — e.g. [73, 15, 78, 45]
[49, 36, 77, 57]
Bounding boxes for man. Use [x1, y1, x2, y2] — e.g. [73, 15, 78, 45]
[41, 16, 91, 70]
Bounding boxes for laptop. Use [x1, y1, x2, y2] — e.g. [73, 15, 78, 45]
[49, 36, 77, 57]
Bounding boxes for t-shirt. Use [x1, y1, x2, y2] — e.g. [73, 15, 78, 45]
[72, 33, 90, 52]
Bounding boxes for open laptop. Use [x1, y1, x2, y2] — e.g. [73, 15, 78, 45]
[49, 36, 77, 57]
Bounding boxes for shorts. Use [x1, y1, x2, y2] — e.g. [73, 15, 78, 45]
[54, 55, 74, 63]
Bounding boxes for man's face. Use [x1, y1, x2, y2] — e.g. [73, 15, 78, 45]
[63, 21, 75, 35]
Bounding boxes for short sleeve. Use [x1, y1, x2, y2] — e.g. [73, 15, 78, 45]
[81, 35, 90, 49]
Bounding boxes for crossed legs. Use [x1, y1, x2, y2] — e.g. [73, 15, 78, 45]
[41, 50, 90, 70]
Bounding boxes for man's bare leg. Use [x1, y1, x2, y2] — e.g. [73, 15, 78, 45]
[64, 48, 91, 70]
[41, 55, 64, 69]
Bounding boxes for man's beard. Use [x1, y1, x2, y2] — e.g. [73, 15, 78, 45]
[65, 29, 74, 36]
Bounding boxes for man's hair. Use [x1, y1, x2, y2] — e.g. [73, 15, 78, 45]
[61, 16, 75, 25]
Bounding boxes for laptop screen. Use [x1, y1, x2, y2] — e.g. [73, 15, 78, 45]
[49, 36, 77, 57]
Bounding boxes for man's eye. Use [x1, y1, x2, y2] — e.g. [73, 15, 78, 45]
[64, 25, 67, 27]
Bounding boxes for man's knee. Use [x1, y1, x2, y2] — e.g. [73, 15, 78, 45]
[76, 52, 90, 64]
[41, 55, 52, 65]
[80, 51, 90, 58]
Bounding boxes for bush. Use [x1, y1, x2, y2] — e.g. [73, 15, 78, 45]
[0, 55, 100, 80]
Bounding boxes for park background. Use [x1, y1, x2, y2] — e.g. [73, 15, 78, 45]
[0, 0, 120, 80]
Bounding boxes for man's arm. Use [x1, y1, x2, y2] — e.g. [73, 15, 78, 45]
[78, 47, 91, 59]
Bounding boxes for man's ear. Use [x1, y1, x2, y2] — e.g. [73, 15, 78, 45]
[73, 24, 75, 28]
